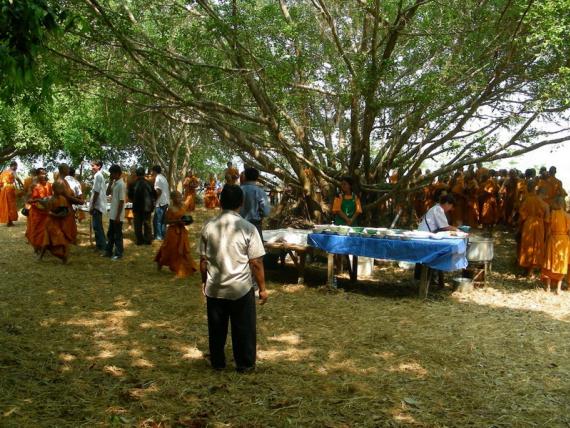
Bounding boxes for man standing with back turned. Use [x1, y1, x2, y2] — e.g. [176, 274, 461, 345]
[240, 167, 271, 240]
[200, 185, 268, 372]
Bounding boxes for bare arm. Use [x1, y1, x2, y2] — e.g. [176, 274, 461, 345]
[249, 257, 268, 304]
[200, 255, 208, 296]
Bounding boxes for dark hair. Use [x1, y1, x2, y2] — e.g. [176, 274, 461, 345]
[220, 185, 243, 210]
[439, 193, 456, 205]
[151, 165, 161, 174]
[109, 164, 122, 175]
[227, 161, 232, 167]
[92, 160, 103, 168]
[58, 163, 69, 174]
[136, 167, 146, 177]
[9, 161, 17, 167]
[69, 167, 76, 176]
[340, 176, 353, 187]
[244, 167, 259, 181]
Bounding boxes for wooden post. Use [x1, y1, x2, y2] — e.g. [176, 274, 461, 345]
[350, 255, 358, 282]
[327, 253, 335, 288]
[419, 265, 430, 299]
[298, 252, 306, 285]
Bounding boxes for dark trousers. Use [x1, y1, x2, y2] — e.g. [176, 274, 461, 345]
[91, 209, 107, 251]
[153, 205, 168, 240]
[105, 220, 124, 257]
[133, 211, 152, 244]
[206, 288, 256, 370]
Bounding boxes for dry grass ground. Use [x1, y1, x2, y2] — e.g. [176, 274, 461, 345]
[1, 209, 570, 427]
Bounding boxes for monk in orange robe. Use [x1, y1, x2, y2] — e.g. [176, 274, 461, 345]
[449, 171, 466, 226]
[56, 164, 83, 244]
[223, 162, 240, 185]
[463, 171, 480, 228]
[411, 170, 429, 220]
[0, 161, 23, 226]
[38, 182, 72, 263]
[541, 197, 570, 294]
[518, 182, 548, 276]
[182, 171, 200, 212]
[155, 191, 197, 278]
[475, 163, 489, 182]
[26, 172, 53, 253]
[500, 169, 519, 226]
[479, 174, 499, 228]
[204, 174, 220, 209]
[545, 166, 566, 207]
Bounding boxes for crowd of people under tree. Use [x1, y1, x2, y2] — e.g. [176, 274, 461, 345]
[2, 158, 570, 372]
[1, 159, 569, 292]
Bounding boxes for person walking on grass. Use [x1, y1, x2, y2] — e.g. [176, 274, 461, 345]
[151, 165, 169, 240]
[199, 185, 268, 372]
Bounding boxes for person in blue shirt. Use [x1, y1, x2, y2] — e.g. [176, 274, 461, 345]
[240, 167, 271, 239]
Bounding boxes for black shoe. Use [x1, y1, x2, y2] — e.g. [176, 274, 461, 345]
[236, 366, 255, 373]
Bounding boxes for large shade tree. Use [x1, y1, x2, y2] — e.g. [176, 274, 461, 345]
[13, 0, 570, 218]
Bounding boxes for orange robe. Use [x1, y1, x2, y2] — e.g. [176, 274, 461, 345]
[58, 179, 78, 244]
[413, 185, 430, 220]
[542, 209, 570, 281]
[463, 178, 480, 227]
[479, 179, 499, 226]
[545, 176, 566, 207]
[43, 195, 71, 260]
[450, 177, 466, 226]
[204, 179, 220, 209]
[183, 175, 200, 212]
[154, 204, 197, 278]
[501, 178, 518, 225]
[0, 170, 18, 224]
[26, 182, 53, 251]
[514, 179, 528, 214]
[536, 178, 552, 205]
[518, 194, 547, 269]
[224, 167, 240, 185]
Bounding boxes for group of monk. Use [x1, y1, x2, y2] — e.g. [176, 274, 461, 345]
[0, 159, 243, 276]
[406, 164, 568, 293]
[0, 163, 84, 263]
[409, 164, 566, 230]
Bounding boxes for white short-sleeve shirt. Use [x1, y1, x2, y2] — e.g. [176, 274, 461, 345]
[90, 170, 107, 213]
[154, 173, 170, 207]
[65, 176, 82, 197]
[200, 210, 266, 300]
[418, 204, 449, 232]
[109, 178, 126, 221]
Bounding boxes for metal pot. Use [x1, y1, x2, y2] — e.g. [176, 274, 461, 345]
[466, 236, 494, 262]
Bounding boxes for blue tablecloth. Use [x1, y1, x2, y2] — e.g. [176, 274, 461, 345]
[307, 233, 467, 272]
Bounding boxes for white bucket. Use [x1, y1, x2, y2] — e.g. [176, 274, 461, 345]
[357, 257, 374, 277]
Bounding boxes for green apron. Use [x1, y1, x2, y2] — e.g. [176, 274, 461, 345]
[334, 194, 358, 226]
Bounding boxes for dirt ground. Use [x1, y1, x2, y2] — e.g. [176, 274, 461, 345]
[1, 209, 570, 427]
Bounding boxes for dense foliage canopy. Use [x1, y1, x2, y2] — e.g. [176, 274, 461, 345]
[2, 0, 569, 202]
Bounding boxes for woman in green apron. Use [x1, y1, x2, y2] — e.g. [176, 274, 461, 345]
[332, 177, 362, 226]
